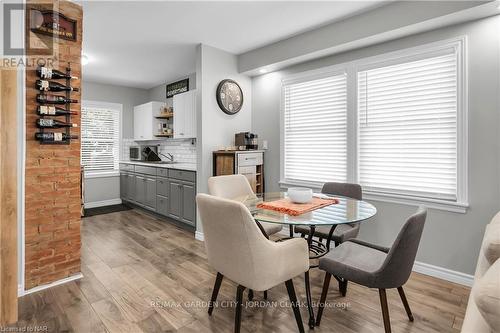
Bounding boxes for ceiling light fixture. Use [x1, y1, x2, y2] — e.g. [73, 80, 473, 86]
[81, 54, 89, 66]
[259, 68, 268, 74]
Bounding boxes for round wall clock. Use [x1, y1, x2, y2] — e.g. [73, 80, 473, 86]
[216, 79, 243, 115]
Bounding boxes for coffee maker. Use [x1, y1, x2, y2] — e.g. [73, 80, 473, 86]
[235, 132, 258, 150]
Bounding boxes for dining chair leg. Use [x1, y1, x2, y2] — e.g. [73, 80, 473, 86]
[304, 271, 315, 329]
[315, 272, 332, 326]
[397, 286, 414, 322]
[379, 289, 392, 333]
[248, 289, 254, 301]
[208, 272, 223, 315]
[339, 279, 348, 297]
[235, 285, 246, 333]
[289, 226, 294, 238]
[263, 290, 268, 300]
[285, 279, 305, 333]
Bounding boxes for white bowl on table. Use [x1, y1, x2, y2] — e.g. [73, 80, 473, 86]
[287, 187, 313, 204]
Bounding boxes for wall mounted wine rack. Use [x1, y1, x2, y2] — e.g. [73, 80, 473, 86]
[36, 63, 76, 145]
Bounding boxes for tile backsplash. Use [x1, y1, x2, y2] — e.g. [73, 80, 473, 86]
[122, 138, 197, 164]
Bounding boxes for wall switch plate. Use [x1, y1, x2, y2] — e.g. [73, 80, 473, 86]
[262, 140, 268, 150]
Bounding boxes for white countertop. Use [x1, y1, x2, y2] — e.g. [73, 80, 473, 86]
[120, 160, 197, 172]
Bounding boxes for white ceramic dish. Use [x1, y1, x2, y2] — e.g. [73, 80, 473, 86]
[288, 187, 313, 204]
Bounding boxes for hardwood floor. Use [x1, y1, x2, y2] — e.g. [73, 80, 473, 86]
[9, 209, 470, 332]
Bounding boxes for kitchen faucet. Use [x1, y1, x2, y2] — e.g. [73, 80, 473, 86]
[159, 152, 174, 162]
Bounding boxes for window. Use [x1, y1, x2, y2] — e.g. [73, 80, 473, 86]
[81, 101, 122, 176]
[358, 51, 458, 201]
[283, 72, 348, 184]
[281, 38, 467, 212]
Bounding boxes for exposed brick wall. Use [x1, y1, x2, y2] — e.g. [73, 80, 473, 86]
[24, 0, 82, 289]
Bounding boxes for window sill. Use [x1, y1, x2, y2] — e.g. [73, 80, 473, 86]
[84, 171, 120, 179]
[279, 180, 469, 214]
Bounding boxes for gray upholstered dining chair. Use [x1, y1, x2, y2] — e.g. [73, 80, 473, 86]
[196, 194, 310, 333]
[316, 207, 427, 333]
[295, 182, 362, 246]
[208, 174, 282, 237]
[295, 182, 362, 296]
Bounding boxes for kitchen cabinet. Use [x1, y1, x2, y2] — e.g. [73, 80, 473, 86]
[181, 182, 196, 225]
[120, 163, 196, 228]
[134, 175, 157, 211]
[133, 101, 163, 141]
[173, 90, 196, 139]
[156, 195, 169, 216]
[169, 181, 182, 220]
[120, 172, 136, 202]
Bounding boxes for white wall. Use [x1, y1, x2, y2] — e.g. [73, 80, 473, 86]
[82, 81, 149, 139]
[196, 44, 252, 232]
[251, 16, 500, 276]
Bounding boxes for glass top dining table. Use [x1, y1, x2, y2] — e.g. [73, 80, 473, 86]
[241, 192, 377, 226]
[239, 191, 377, 329]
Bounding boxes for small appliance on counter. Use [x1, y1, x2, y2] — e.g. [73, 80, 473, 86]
[129, 145, 161, 161]
[142, 146, 161, 161]
[235, 132, 258, 150]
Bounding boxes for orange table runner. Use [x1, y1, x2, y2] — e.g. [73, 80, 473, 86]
[256, 197, 339, 216]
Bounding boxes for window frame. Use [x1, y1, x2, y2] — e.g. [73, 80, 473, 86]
[280, 36, 468, 213]
[81, 100, 123, 178]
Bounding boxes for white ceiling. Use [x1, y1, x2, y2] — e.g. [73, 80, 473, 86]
[82, 1, 386, 89]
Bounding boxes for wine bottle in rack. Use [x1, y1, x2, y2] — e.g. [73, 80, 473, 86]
[35, 132, 78, 142]
[37, 105, 77, 116]
[36, 80, 79, 92]
[36, 94, 78, 105]
[36, 67, 78, 80]
[36, 119, 78, 128]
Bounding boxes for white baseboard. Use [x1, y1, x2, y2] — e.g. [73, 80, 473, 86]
[84, 198, 122, 209]
[20, 273, 84, 296]
[413, 261, 474, 287]
[205, 226, 475, 287]
[195, 230, 204, 241]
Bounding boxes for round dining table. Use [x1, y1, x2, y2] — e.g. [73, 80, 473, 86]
[242, 192, 377, 329]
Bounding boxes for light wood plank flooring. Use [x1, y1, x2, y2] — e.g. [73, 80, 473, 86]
[9, 209, 470, 332]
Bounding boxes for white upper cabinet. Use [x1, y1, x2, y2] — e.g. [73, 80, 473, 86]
[173, 90, 196, 139]
[133, 101, 163, 141]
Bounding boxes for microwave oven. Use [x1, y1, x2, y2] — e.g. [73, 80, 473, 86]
[129, 146, 141, 160]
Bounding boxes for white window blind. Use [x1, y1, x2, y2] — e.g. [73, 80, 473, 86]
[81, 104, 121, 173]
[283, 73, 348, 184]
[358, 50, 458, 200]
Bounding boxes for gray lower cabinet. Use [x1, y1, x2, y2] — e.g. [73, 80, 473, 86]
[120, 165, 196, 227]
[168, 180, 196, 226]
[181, 182, 196, 226]
[126, 173, 136, 201]
[169, 181, 182, 220]
[157, 195, 169, 215]
[134, 175, 156, 211]
[120, 172, 136, 202]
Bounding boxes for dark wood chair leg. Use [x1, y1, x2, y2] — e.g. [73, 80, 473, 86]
[379, 289, 392, 333]
[208, 272, 223, 315]
[304, 271, 315, 329]
[248, 289, 254, 301]
[285, 279, 305, 333]
[339, 279, 348, 297]
[235, 285, 246, 333]
[397, 286, 414, 322]
[315, 272, 332, 326]
[263, 290, 268, 300]
[289, 226, 294, 238]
